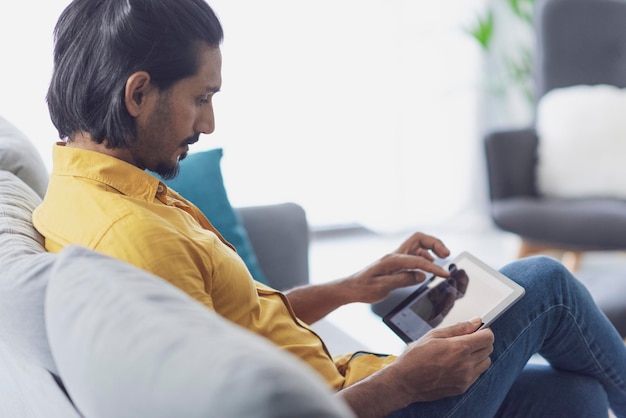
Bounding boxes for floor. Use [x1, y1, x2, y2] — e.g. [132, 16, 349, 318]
[308, 220, 626, 356]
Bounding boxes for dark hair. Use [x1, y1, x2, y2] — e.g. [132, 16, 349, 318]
[47, 0, 224, 148]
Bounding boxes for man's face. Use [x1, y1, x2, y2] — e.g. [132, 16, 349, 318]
[131, 45, 222, 179]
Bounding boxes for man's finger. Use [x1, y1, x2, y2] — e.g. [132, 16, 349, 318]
[427, 317, 483, 339]
[386, 254, 450, 278]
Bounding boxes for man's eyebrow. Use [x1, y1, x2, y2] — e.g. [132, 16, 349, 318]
[205, 86, 221, 93]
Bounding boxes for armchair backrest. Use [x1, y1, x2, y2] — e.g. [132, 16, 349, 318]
[535, 0, 626, 100]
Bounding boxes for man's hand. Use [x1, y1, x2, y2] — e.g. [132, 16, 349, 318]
[391, 318, 494, 401]
[286, 232, 452, 324]
[338, 319, 494, 417]
[336, 231, 452, 304]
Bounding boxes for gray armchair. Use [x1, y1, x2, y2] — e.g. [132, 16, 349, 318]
[484, 0, 626, 271]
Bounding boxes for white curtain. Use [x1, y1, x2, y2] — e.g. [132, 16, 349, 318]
[0, 0, 489, 232]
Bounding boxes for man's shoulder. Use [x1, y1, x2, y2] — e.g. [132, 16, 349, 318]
[34, 177, 156, 251]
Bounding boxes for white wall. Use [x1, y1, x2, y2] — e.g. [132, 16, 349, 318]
[0, 2, 68, 166]
[0, 1, 489, 231]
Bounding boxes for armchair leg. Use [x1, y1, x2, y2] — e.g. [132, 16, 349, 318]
[561, 251, 583, 273]
[518, 239, 582, 272]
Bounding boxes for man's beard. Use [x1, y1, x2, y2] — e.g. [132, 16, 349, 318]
[154, 160, 181, 180]
[153, 134, 197, 180]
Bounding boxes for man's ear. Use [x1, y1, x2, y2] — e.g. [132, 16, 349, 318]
[124, 71, 154, 117]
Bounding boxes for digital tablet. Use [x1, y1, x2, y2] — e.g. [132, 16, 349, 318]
[383, 251, 525, 343]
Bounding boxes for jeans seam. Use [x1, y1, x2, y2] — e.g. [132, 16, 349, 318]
[561, 308, 626, 398]
[444, 304, 584, 417]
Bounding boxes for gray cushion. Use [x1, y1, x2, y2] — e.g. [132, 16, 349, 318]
[491, 197, 626, 249]
[0, 170, 57, 374]
[0, 115, 49, 197]
[45, 245, 353, 418]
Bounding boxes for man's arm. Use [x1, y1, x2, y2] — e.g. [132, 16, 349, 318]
[336, 319, 494, 417]
[285, 232, 451, 324]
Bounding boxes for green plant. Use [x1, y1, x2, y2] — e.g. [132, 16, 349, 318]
[465, 0, 537, 105]
[468, 9, 494, 51]
[508, 0, 535, 23]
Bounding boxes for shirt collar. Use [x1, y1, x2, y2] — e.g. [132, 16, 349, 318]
[51, 142, 165, 202]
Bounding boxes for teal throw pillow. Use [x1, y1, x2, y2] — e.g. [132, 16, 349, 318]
[159, 148, 267, 284]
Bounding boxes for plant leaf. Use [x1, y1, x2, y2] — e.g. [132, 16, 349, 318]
[507, 0, 536, 24]
[464, 9, 494, 51]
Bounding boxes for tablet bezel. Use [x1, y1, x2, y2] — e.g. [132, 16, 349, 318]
[382, 251, 525, 343]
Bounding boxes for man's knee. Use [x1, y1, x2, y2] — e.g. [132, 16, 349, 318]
[500, 255, 571, 293]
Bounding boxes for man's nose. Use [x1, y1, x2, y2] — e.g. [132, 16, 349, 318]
[196, 105, 215, 135]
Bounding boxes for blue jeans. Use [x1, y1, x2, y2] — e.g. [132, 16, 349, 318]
[388, 256, 626, 418]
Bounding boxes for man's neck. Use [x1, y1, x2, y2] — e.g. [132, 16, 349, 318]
[66, 131, 137, 167]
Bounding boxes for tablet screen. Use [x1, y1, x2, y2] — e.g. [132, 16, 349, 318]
[383, 252, 524, 343]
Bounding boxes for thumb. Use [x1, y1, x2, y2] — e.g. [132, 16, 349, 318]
[431, 317, 483, 338]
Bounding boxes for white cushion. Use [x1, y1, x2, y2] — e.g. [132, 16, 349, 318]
[45, 245, 353, 418]
[0, 170, 57, 374]
[536, 84, 626, 198]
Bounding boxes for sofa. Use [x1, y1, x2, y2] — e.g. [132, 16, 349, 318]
[0, 115, 356, 417]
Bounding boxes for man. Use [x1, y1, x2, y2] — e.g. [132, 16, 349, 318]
[34, 0, 626, 416]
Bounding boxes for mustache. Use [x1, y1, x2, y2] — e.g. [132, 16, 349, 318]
[182, 134, 200, 147]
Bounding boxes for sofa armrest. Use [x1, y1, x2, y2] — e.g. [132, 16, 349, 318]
[0, 341, 80, 418]
[484, 128, 539, 201]
[237, 204, 370, 353]
[236, 202, 310, 291]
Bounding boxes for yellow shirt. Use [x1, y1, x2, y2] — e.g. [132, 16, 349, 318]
[33, 144, 394, 389]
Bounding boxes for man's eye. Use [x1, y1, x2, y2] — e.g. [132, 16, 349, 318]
[198, 95, 211, 104]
